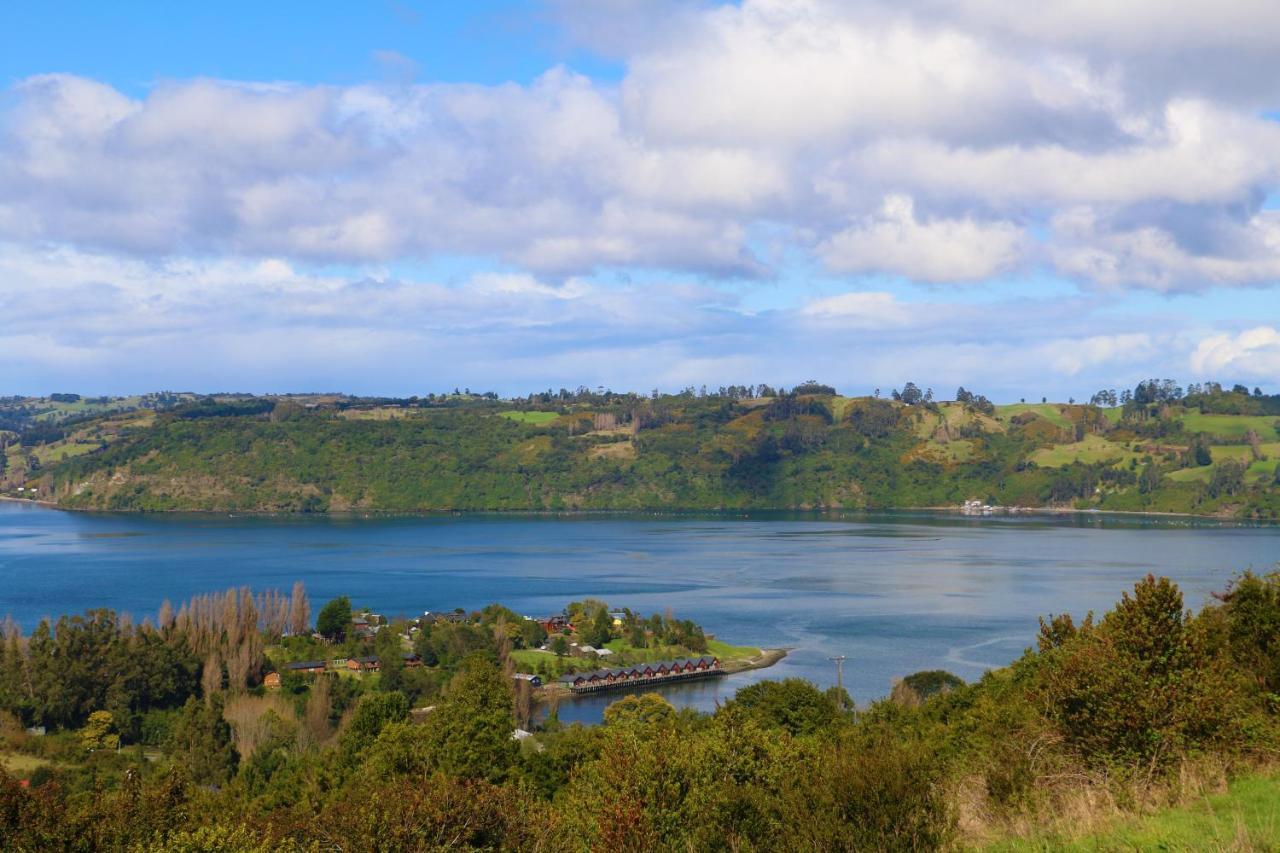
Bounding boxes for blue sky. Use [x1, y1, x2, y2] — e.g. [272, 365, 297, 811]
[2, 0, 1280, 400]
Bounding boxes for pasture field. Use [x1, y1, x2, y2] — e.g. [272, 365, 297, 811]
[1028, 434, 1133, 468]
[33, 441, 100, 464]
[1166, 466, 1213, 484]
[1180, 411, 1280, 439]
[499, 410, 560, 425]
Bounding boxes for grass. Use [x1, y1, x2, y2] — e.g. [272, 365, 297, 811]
[1180, 412, 1280, 440]
[994, 404, 1073, 430]
[705, 638, 762, 660]
[1166, 466, 1213, 484]
[499, 411, 560, 425]
[989, 770, 1280, 851]
[33, 442, 100, 464]
[0, 751, 52, 776]
[1028, 434, 1133, 468]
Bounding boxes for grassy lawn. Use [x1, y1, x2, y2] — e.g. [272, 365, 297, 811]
[988, 770, 1280, 851]
[705, 638, 762, 660]
[995, 404, 1073, 430]
[499, 411, 560, 425]
[1180, 412, 1280, 440]
[0, 751, 52, 776]
[1028, 434, 1132, 468]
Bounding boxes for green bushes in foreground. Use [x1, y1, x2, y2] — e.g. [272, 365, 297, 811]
[0, 572, 1277, 851]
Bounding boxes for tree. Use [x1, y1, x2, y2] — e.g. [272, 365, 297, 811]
[603, 693, 676, 727]
[729, 679, 839, 736]
[550, 636, 568, 657]
[80, 710, 120, 751]
[288, 581, 310, 635]
[316, 596, 352, 641]
[169, 695, 238, 785]
[585, 607, 614, 648]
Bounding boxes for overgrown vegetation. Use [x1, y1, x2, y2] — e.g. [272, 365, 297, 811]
[0, 571, 1277, 850]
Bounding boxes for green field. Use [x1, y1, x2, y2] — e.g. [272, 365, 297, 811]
[1180, 411, 1280, 439]
[1028, 434, 1132, 468]
[988, 770, 1280, 851]
[1165, 466, 1213, 484]
[498, 410, 560, 425]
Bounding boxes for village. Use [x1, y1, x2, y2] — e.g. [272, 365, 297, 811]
[261, 599, 767, 709]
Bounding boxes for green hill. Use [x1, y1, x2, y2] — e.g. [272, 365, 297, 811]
[3, 389, 1279, 518]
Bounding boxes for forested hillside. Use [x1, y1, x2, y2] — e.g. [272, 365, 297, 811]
[4, 382, 1280, 517]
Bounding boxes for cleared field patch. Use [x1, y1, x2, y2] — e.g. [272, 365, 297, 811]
[1247, 459, 1279, 483]
[827, 396, 855, 422]
[499, 410, 560, 425]
[1209, 444, 1255, 462]
[33, 441, 100, 464]
[1166, 466, 1213, 483]
[1180, 412, 1280, 439]
[338, 407, 419, 421]
[911, 439, 976, 463]
[995, 403, 1073, 430]
[1028, 434, 1132, 468]
[588, 441, 636, 461]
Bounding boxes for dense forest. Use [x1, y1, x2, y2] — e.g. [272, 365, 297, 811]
[0, 571, 1277, 850]
[5, 380, 1280, 518]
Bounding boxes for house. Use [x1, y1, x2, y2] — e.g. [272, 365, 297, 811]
[263, 672, 282, 689]
[348, 655, 381, 672]
[285, 660, 327, 674]
[401, 652, 423, 667]
[609, 610, 626, 627]
[538, 614, 570, 633]
[513, 672, 542, 688]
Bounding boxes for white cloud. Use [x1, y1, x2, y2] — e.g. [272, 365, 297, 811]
[1049, 207, 1280, 291]
[2, 0, 1280, 296]
[1191, 327, 1280, 377]
[799, 291, 912, 327]
[819, 195, 1026, 282]
[1047, 333, 1154, 375]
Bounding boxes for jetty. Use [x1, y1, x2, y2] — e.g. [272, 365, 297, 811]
[557, 656, 723, 694]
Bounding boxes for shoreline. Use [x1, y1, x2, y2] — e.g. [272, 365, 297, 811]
[3, 497, 1268, 524]
[538, 647, 789, 705]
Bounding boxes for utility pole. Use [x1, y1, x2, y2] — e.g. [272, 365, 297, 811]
[828, 655, 846, 694]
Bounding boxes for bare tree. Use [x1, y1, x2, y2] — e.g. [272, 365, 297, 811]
[289, 581, 310, 636]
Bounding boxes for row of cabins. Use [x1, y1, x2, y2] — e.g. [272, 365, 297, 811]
[558, 656, 722, 693]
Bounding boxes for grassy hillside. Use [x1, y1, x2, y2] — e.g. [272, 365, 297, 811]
[3, 391, 1278, 517]
[988, 770, 1280, 851]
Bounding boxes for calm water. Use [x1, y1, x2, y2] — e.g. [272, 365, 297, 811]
[1, 501, 1276, 723]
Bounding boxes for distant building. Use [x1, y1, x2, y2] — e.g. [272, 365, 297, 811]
[263, 672, 282, 689]
[348, 656, 381, 672]
[284, 660, 327, 674]
[513, 672, 542, 688]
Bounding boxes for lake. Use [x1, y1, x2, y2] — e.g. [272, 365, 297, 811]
[1, 501, 1276, 724]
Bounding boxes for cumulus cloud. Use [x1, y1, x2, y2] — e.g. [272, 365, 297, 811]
[0, 241, 1187, 398]
[1049, 207, 1280, 290]
[1191, 327, 1280, 377]
[1, 0, 1278, 290]
[819, 195, 1026, 282]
